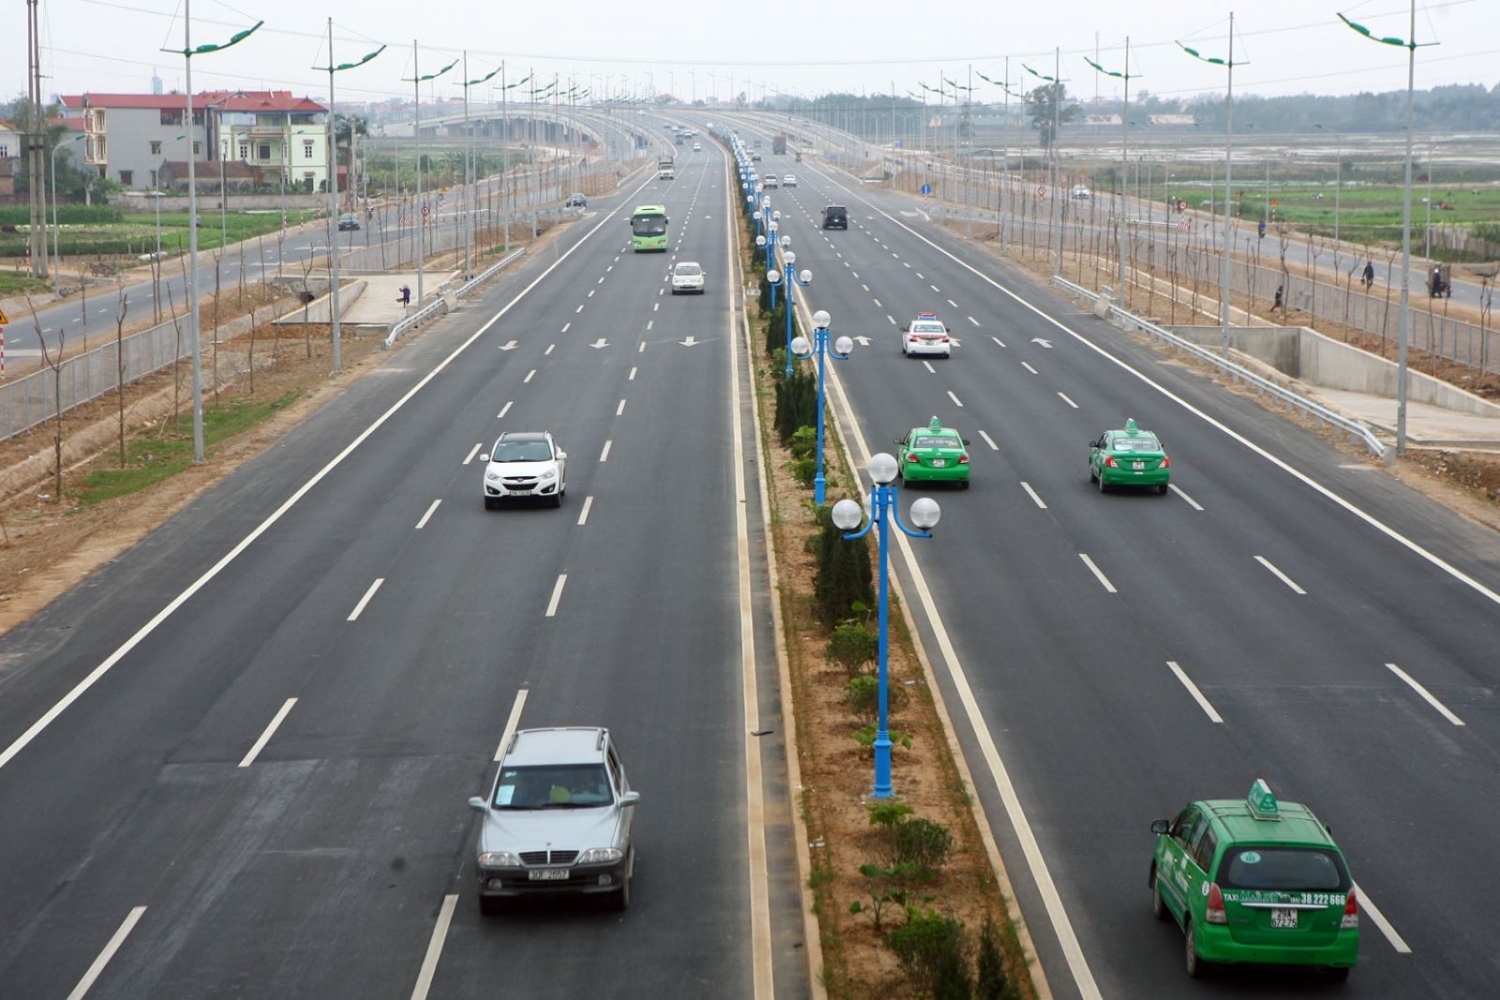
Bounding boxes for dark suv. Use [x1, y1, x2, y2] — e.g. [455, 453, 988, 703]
[821, 205, 848, 230]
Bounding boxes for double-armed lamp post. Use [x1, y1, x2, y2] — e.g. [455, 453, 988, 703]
[790, 310, 853, 505]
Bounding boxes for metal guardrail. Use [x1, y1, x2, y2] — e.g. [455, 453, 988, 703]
[383, 248, 526, 348]
[1051, 275, 1392, 462]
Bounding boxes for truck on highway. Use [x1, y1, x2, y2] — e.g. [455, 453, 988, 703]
[658, 156, 675, 180]
[772, 134, 787, 155]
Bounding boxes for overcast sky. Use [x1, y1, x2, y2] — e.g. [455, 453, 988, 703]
[10, 0, 1498, 110]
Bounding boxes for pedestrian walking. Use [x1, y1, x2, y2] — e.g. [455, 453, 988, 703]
[1362, 261, 1375, 288]
[1273, 285, 1284, 312]
[398, 284, 411, 306]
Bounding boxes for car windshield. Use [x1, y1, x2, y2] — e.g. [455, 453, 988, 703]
[675, 264, 701, 276]
[632, 215, 667, 236]
[913, 436, 958, 449]
[492, 441, 553, 462]
[1218, 846, 1349, 892]
[1113, 436, 1160, 452]
[911, 323, 945, 334]
[492, 764, 613, 809]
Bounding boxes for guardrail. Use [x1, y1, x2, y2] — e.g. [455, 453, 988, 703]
[1051, 275, 1392, 463]
[383, 248, 526, 348]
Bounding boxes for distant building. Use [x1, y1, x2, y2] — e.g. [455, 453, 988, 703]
[56, 90, 329, 192]
[0, 118, 19, 160]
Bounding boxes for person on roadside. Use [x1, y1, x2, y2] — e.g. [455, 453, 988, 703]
[398, 284, 411, 306]
[1273, 285, 1284, 312]
[1362, 261, 1375, 288]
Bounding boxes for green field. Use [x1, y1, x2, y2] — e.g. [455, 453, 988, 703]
[0, 210, 315, 261]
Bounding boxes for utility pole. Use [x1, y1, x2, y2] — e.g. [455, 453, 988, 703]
[27, 0, 49, 278]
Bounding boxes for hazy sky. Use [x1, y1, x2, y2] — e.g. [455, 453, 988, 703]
[10, 0, 1499, 110]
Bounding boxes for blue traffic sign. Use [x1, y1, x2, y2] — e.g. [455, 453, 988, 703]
[920, 184, 932, 196]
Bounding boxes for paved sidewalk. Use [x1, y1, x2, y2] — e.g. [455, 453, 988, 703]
[1308, 388, 1500, 448]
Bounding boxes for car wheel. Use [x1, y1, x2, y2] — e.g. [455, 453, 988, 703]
[960, 479, 970, 490]
[604, 877, 631, 912]
[1158, 483, 1169, 495]
[551, 491, 563, 508]
[1185, 920, 1208, 979]
[484, 496, 498, 510]
[1089, 466, 1097, 483]
[1151, 867, 1168, 921]
[1098, 473, 1109, 494]
[1324, 967, 1351, 984]
[478, 894, 505, 916]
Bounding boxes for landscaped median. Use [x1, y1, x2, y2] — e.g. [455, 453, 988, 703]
[736, 180, 1039, 999]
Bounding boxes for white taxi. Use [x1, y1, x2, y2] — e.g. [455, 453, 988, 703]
[901, 312, 952, 358]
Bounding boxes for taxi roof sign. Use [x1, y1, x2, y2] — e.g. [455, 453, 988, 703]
[928, 415, 943, 432]
[1246, 778, 1280, 820]
[917, 311, 937, 320]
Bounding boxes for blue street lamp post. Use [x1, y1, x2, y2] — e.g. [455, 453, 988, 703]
[790, 309, 853, 505]
[832, 459, 940, 798]
[770, 247, 810, 376]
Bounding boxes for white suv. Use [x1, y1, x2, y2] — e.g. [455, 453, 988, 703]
[481, 431, 567, 508]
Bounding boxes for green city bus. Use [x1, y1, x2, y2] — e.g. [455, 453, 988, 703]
[629, 205, 669, 252]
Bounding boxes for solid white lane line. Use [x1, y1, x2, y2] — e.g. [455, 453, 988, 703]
[496, 401, 512, 419]
[1078, 554, 1117, 593]
[577, 496, 594, 526]
[347, 579, 384, 621]
[415, 499, 441, 530]
[524, 370, 536, 383]
[494, 689, 528, 761]
[616, 399, 627, 416]
[922, 361, 936, 374]
[946, 390, 964, 407]
[991, 336, 1006, 348]
[600, 440, 612, 462]
[65, 906, 148, 1000]
[1355, 883, 1412, 954]
[239, 698, 298, 767]
[1167, 662, 1223, 723]
[968, 316, 980, 326]
[1057, 392, 1079, 409]
[629, 366, 638, 380]
[978, 430, 999, 451]
[545, 574, 567, 617]
[463, 443, 482, 465]
[1020, 482, 1048, 509]
[1255, 556, 1306, 595]
[1021, 361, 1039, 374]
[1169, 484, 1203, 510]
[560, 322, 570, 333]
[408, 894, 459, 1000]
[1386, 663, 1466, 726]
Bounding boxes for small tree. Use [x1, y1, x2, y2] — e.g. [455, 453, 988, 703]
[813, 506, 873, 627]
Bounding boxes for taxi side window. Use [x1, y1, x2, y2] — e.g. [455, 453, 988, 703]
[1190, 826, 1219, 873]
[1170, 807, 1201, 847]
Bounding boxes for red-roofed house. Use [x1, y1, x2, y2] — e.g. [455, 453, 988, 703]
[57, 91, 328, 192]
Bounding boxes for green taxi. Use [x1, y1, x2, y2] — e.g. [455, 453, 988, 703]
[1149, 780, 1359, 981]
[898, 417, 970, 487]
[1089, 418, 1171, 494]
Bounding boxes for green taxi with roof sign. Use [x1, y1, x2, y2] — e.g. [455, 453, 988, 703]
[897, 417, 971, 487]
[1149, 780, 1359, 981]
[1089, 417, 1171, 494]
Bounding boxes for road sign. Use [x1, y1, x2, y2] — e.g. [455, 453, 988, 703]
[920, 184, 932, 196]
[0, 307, 9, 324]
[1036, 185, 1047, 198]
[1270, 197, 1279, 206]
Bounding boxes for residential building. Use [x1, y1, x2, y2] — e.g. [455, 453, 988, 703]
[0, 118, 18, 160]
[56, 91, 329, 192]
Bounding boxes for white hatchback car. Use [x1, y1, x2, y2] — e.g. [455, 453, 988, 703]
[671, 261, 706, 295]
[482, 431, 567, 508]
[783, 174, 797, 187]
[901, 312, 952, 358]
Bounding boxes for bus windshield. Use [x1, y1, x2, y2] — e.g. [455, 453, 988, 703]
[631, 213, 667, 236]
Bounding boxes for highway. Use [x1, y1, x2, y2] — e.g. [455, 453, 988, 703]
[0, 139, 812, 997]
[722, 115, 1500, 998]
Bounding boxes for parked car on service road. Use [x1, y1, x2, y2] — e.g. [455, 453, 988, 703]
[337, 213, 360, 231]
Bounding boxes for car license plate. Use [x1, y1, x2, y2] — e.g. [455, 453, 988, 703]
[528, 869, 570, 881]
[931, 459, 946, 467]
[1270, 908, 1298, 928]
[1133, 461, 1145, 471]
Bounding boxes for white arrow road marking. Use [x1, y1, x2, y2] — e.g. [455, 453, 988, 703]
[589, 338, 609, 349]
[680, 336, 699, 346]
[1032, 337, 1053, 349]
[1386, 663, 1465, 726]
[1167, 662, 1223, 723]
[854, 336, 872, 346]
[497, 340, 518, 351]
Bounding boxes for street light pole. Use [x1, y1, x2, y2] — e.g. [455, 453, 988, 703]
[832, 458, 940, 799]
[772, 245, 811, 377]
[404, 49, 457, 310]
[1086, 38, 1135, 303]
[460, 59, 500, 282]
[164, 4, 261, 463]
[1179, 20, 1240, 359]
[791, 310, 854, 505]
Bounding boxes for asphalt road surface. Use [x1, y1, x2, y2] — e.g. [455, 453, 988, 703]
[0, 140, 813, 998]
[721, 114, 1500, 1000]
